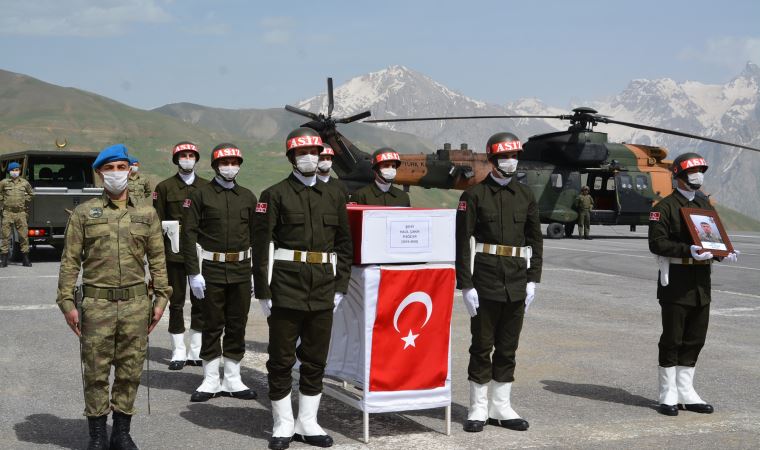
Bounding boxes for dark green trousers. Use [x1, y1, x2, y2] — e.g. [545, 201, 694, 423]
[266, 307, 333, 401]
[578, 210, 591, 238]
[658, 302, 710, 367]
[200, 280, 251, 362]
[468, 298, 525, 384]
[166, 261, 204, 334]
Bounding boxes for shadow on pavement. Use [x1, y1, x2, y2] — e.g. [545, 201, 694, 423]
[541, 380, 657, 409]
[141, 369, 202, 395]
[14, 413, 102, 450]
[180, 404, 270, 439]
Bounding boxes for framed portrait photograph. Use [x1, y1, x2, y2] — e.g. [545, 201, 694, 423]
[680, 208, 734, 257]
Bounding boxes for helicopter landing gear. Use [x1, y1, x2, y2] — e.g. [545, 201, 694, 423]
[546, 222, 564, 239]
[564, 223, 575, 238]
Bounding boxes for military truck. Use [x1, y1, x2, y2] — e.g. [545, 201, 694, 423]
[0, 150, 102, 260]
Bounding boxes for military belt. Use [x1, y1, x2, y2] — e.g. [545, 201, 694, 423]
[200, 248, 252, 263]
[669, 257, 712, 265]
[273, 248, 332, 264]
[82, 283, 148, 301]
[3, 206, 26, 213]
[475, 242, 531, 258]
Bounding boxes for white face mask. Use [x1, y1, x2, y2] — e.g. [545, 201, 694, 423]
[686, 172, 704, 189]
[102, 170, 129, 195]
[218, 165, 240, 181]
[9, 170, 20, 178]
[130, 166, 139, 173]
[379, 167, 397, 182]
[497, 158, 518, 175]
[317, 160, 332, 173]
[295, 154, 319, 174]
[178, 159, 196, 171]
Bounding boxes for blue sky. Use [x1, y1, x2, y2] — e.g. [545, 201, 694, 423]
[1, 0, 759, 110]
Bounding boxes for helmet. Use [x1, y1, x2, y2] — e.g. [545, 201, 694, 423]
[671, 152, 708, 177]
[172, 141, 200, 164]
[485, 132, 523, 158]
[320, 144, 335, 157]
[210, 143, 243, 167]
[371, 148, 401, 168]
[285, 127, 323, 155]
[581, 185, 590, 192]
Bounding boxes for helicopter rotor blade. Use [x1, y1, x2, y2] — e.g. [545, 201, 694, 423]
[327, 78, 334, 118]
[285, 104, 320, 121]
[365, 114, 564, 123]
[337, 110, 372, 124]
[597, 117, 760, 153]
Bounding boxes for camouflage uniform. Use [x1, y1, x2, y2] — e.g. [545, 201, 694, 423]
[574, 192, 594, 238]
[127, 173, 152, 200]
[0, 176, 33, 253]
[56, 193, 171, 416]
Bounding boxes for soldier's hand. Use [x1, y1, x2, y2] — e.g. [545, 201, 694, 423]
[690, 245, 713, 261]
[258, 299, 272, 318]
[462, 288, 479, 317]
[148, 306, 165, 334]
[333, 292, 344, 313]
[724, 250, 740, 263]
[64, 309, 81, 337]
[188, 274, 206, 299]
[525, 282, 537, 312]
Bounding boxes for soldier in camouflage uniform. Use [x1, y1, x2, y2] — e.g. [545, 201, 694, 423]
[56, 144, 171, 450]
[351, 148, 411, 207]
[574, 185, 594, 239]
[648, 152, 739, 417]
[0, 162, 34, 267]
[127, 157, 152, 200]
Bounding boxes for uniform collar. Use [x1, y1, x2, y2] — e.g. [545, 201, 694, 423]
[287, 173, 323, 194]
[292, 170, 317, 187]
[211, 177, 239, 194]
[371, 180, 397, 196]
[100, 192, 136, 208]
[486, 173, 515, 193]
[176, 170, 196, 185]
[676, 187, 696, 202]
[317, 173, 331, 183]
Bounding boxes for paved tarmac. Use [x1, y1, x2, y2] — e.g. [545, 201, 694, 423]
[1, 226, 759, 449]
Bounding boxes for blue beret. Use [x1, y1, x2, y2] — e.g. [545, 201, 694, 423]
[7, 162, 21, 171]
[129, 155, 139, 165]
[93, 144, 130, 169]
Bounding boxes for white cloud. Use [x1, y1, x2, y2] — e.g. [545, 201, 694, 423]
[259, 16, 295, 45]
[0, 0, 172, 37]
[679, 36, 760, 67]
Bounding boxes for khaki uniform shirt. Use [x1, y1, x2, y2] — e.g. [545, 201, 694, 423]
[575, 193, 594, 211]
[128, 173, 152, 200]
[0, 177, 33, 211]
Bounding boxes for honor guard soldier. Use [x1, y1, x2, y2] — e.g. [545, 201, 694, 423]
[56, 144, 171, 450]
[351, 148, 411, 206]
[574, 185, 594, 239]
[181, 143, 258, 402]
[127, 157, 152, 200]
[316, 144, 349, 201]
[455, 132, 543, 433]
[153, 142, 208, 370]
[648, 152, 739, 416]
[0, 162, 34, 267]
[253, 127, 353, 450]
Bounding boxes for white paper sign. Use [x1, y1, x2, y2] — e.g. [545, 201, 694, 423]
[387, 219, 431, 253]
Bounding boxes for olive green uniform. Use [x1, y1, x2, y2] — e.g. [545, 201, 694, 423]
[153, 173, 208, 334]
[0, 176, 33, 254]
[648, 190, 714, 367]
[351, 181, 410, 207]
[181, 179, 257, 362]
[127, 173, 152, 200]
[318, 176, 350, 202]
[456, 175, 543, 383]
[56, 194, 171, 416]
[252, 174, 353, 401]
[574, 192, 594, 238]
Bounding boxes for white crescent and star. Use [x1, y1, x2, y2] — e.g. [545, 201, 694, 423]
[392, 291, 433, 349]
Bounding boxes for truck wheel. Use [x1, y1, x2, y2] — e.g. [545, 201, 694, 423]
[564, 223, 576, 237]
[546, 222, 565, 239]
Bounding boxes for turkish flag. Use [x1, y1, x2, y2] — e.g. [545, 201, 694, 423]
[369, 267, 455, 392]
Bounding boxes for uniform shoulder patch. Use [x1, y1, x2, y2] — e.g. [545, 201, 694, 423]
[649, 211, 660, 221]
[182, 198, 192, 208]
[89, 207, 103, 218]
[255, 202, 268, 213]
[458, 201, 467, 211]
[151, 191, 158, 200]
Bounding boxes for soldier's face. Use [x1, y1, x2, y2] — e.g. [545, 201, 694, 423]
[319, 155, 333, 162]
[377, 160, 398, 170]
[701, 223, 711, 234]
[177, 151, 197, 161]
[293, 147, 320, 158]
[216, 157, 241, 168]
[98, 161, 130, 173]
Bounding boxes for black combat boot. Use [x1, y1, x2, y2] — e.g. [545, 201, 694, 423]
[110, 411, 138, 450]
[0, 253, 7, 267]
[86, 415, 109, 450]
[22, 252, 32, 267]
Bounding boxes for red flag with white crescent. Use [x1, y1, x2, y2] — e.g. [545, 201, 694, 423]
[369, 267, 455, 391]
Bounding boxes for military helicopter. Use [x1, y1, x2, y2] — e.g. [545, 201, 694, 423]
[285, 78, 760, 238]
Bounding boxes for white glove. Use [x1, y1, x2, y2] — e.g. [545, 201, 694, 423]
[724, 249, 740, 263]
[525, 282, 536, 311]
[259, 299, 272, 318]
[462, 288, 479, 318]
[188, 274, 205, 299]
[333, 292, 344, 312]
[690, 245, 713, 261]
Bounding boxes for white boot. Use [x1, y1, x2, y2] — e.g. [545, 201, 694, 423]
[488, 381, 521, 420]
[197, 357, 222, 393]
[186, 329, 202, 362]
[170, 333, 186, 362]
[676, 366, 705, 404]
[467, 381, 488, 421]
[271, 393, 295, 438]
[294, 393, 331, 441]
[658, 366, 677, 405]
[221, 358, 249, 392]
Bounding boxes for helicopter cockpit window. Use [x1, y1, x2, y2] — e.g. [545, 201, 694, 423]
[593, 177, 603, 190]
[619, 174, 632, 190]
[550, 173, 563, 189]
[635, 175, 649, 190]
[606, 178, 615, 191]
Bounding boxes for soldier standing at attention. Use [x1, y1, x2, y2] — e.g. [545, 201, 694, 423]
[56, 144, 171, 450]
[127, 157, 152, 200]
[0, 162, 34, 267]
[315, 144, 349, 201]
[456, 132, 543, 433]
[181, 143, 258, 402]
[350, 148, 410, 207]
[253, 127, 352, 450]
[648, 152, 738, 416]
[574, 185, 594, 239]
[153, 141, 208, 370]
